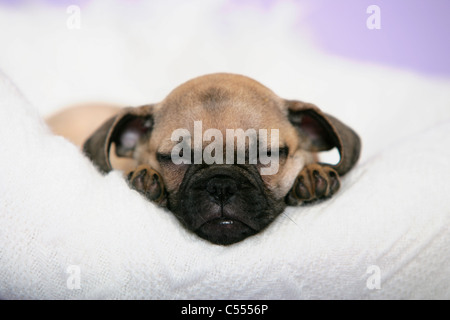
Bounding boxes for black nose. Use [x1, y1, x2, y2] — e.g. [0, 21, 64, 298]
[206, 176, 238, 204]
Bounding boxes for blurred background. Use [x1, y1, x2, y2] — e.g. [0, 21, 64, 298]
[0, 0, 449, 162]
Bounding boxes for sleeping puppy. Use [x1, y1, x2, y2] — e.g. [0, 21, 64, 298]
[47, 73, 361, 245]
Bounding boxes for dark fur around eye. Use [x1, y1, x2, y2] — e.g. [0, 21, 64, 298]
[263, 146, 289, 158]
[156, 153, 172, 162]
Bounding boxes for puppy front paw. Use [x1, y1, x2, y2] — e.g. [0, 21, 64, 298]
[287, 163, 340, 205]
[126, 164, 166, 205]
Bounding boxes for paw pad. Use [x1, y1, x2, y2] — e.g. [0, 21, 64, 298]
[127, 165, 165, 203]
[290, 164, 340, 204]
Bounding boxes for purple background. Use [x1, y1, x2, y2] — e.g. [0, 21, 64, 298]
[303, 0, 450, 78]
[1, 0, 449, 78]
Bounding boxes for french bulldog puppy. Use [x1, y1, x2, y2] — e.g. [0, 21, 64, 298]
[48, 73, 361, 245]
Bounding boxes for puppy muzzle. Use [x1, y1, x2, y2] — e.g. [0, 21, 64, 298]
[172, 165, 269, 245]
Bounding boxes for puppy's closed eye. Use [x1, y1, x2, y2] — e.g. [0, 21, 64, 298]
[262, 146, 289, 158]
[156, 153, 172, 163]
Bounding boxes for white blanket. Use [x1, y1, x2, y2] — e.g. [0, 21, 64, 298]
[1, 69, 450, 299]
[1, 0, 450, 300]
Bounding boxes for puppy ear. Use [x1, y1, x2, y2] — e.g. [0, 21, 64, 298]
[286, 100, 361, 176]
[83, 105, 155, 173]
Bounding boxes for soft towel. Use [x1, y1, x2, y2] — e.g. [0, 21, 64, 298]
[1, 70, 450, 299]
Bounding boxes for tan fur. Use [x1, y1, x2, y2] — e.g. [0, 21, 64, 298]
[132, 74, 317, 197]
[46, 104, 138, 172]
[46, 104, 122, 148]
[47, 73, 360, 202]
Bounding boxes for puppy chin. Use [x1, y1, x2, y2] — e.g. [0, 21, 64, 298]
[196, 218, 257, 245]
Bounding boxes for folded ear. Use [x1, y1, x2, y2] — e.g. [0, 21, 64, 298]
[83, 105, 155, 173]
[286, 100, 361, 176]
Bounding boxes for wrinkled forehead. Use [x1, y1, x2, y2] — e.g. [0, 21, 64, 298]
[160, 105, 285, 132]
[150, 74, 298, 151]
[155, 83, 287, 131]
[152, 99, 292, 152]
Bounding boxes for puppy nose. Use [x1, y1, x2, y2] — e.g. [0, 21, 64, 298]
[206, 176, 237, 204]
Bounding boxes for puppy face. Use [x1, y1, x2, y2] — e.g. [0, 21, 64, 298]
[83, 73, 360, 245]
